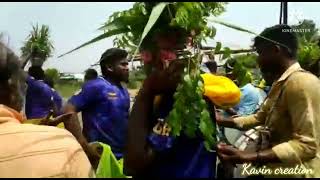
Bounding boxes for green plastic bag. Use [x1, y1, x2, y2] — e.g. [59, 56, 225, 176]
[95, 143, 129, 178]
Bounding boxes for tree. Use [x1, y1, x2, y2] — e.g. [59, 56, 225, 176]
[291, 19, 319, 43]
[21, 24, 54, 68]
[45, 68, 60, 83]
[59, 2, 227, 58]
[292, 19, 320, 76]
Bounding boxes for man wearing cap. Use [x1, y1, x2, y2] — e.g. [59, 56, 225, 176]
[65, 48, 130, 159]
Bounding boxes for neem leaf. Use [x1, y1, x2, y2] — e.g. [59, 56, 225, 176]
[215, 42, 222, 54]
[222, 47, 231, 60]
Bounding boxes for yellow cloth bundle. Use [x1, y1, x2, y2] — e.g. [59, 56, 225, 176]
[201, 73, 241, 109]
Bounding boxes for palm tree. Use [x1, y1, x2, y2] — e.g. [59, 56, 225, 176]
[21, 24, 54, 68]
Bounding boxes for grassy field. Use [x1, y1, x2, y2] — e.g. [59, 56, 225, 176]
[55, 81, 82, 99]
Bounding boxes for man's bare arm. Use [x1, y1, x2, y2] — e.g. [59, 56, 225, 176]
[124, 87, 155, 176]
[218, 144, 281, 164]
[63, 103, 77, 113]
[216, 113, 240, 129]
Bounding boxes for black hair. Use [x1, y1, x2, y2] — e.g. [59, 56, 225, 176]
[99, 48, 128, 74]
[84, 68, 98, 81]
[28, 66, 45, 80]
[44, 75, 54, 88]
[205, 61, 217, 73]
[253, 24, 298, 58]
[0, 41, 26, 111]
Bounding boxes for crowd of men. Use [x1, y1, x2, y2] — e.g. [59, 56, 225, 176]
[0, 24, 319, 178]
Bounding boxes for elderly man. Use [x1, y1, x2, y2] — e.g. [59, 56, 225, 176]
[217, 24, 320, 178]
[0, 42, 94, 177]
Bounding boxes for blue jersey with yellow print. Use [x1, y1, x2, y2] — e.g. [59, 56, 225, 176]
[145, 95, 216, 178]
[68, 77, 130, 159]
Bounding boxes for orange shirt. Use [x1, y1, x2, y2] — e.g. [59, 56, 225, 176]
[0, 105, 95, 178]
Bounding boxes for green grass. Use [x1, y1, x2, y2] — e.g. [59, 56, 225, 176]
[55, 81, 82, 99]
[55, 79, 141, 99]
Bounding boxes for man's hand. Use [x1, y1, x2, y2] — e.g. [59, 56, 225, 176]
[143, 60, 186, 95]
[217, 143, 282, 165]
[217, 143, 257, 164]
[38, 110, 54, 126]
[39, 112, 73, 126]
[215, 111, 239, 129]
[225, 108, 238, 116]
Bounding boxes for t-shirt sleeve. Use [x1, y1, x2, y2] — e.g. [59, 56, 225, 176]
[53, 91, 64, 115]
[68, 83, 101, 112]
[26, 75, 35, 85]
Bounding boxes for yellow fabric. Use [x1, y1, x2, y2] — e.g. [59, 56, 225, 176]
[234, 63, 320, 178]
[201, 73, 241, 109]
[23, 118, 65, 129]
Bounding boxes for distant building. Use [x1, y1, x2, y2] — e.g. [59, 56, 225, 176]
[59, 73, 84, 82]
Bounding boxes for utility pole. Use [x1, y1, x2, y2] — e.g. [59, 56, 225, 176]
[280, 2, 288, 24]
[283, 2, 288, 24]
[279, 2, 283, 24]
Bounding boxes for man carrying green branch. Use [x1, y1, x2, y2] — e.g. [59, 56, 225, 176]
[216, 24, 320, 178]
[124, 59, 218, 178]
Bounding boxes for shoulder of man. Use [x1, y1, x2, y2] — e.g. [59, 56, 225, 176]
[20, 123, 76, 137]
[286, 70, 320, 93]
[32, 125, 95, 178]
[83, 77, 113, 91]
[289, 70, 319, 83]
[19, 124, 89, 160]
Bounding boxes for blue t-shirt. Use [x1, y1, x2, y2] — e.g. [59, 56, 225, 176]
[145, 96, 216, 178]
[25, 76, 54, 119]
[52, 89, 63, 116]
[68, 77, 130, 159]
[234, 83, 266, 116]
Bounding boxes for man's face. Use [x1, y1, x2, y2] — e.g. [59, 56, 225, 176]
[255, 44, 282, 81]
[112, 58, 129, 83]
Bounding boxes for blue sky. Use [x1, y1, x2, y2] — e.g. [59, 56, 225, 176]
[1, 2, 319, 73]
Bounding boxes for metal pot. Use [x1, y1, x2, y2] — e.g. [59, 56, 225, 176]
[30, 57, 45, 67]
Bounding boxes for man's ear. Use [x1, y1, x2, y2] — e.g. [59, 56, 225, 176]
[274, 45, 282, 54]
[105, 64, 114, 72]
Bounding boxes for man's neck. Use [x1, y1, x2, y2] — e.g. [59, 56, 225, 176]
[103, 75, 122, 87]
[273, 59, 296, 81]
